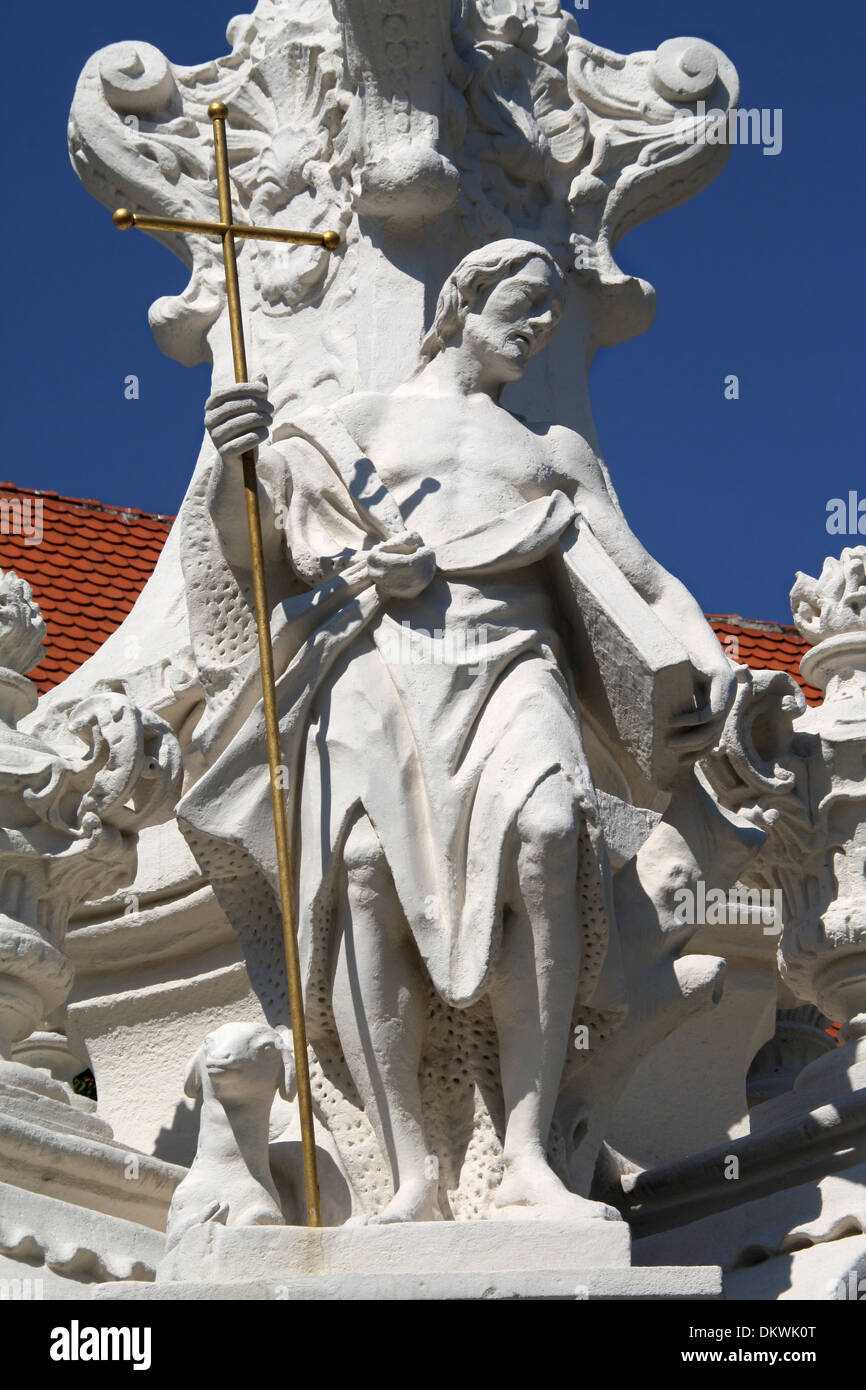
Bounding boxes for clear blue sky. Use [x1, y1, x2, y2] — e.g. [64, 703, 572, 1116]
[2, 1, 863, 623]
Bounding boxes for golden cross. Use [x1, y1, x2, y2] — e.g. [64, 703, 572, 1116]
[113, 101, 335, 1228]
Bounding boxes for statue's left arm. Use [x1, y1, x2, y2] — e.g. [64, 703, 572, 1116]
[552, 428, 736, 758]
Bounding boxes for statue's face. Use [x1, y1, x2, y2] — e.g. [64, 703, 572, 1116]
[463, 256, 564, 383]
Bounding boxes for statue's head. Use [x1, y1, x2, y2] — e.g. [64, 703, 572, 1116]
[419, 240, 566, 382]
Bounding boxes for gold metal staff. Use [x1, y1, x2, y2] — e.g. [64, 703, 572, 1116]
[114, 100, 336, 1228]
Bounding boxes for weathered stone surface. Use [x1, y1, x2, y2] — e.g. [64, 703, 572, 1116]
[94, 1265, 723, 1301]
[0, 1182, 165, 1284]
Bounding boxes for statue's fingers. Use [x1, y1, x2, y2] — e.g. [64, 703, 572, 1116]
[667, 724, 718, 755]
[206, 411, 272, 444]
[215, 377, 270, 398]
[213, 427, 270, 457]
[339, 558, 368, 587]
[207, 402, 273, 436]
[207, 392, 273, 420]
[384, 530, 424, 552]
[668, 701, 711, 729]
[364, 552, 391, 580]
[209, 417, 271, 450]
[206, 381, 273, 411]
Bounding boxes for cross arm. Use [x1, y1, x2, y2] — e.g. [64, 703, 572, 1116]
[112, 207, 339, 251]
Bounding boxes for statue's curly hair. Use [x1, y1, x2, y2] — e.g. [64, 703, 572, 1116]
[418, 240, 565, 366]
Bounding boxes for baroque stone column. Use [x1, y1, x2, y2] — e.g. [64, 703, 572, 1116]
[618, 554, 866, 1295]
[0, 569, 186, 1235]
[781, 546, 866, 1079]
[0, 572, 74, 1068]
[0, 571, 182, 1076]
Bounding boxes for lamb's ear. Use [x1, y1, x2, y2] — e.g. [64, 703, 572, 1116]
[183, 1046, 204, 1099]
[274, 1026, 296, 1102]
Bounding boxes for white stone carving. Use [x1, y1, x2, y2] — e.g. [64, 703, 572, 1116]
[0, 570, 187, 1263]
[46, 11, 745, 1201]
[613, 553, 866, 1297]
[165, 1022, 295, 1251]
[45, 7, 866, 1311]
[0, 569, 182, 1071]
[576, 665, 813, 1181]
[791, 547, 866, 643]
[158, 1212, 633, 1291]
[0, 1182, 165, 1287]
[750, 548, 866, 1069]
[10, 0, 863, 1306]
[58, 1, 741, 743]
[171, 237, 780, 1227]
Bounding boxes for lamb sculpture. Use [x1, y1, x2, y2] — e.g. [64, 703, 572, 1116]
[165, 1022, 295, 1253]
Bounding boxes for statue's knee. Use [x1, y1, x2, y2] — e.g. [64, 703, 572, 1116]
[343, 814, 388, 892]
[517, 773, 578, 864]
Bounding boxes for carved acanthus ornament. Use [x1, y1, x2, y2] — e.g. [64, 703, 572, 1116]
[0, 571, 182, 1065]
[741, 549, 866, 1051]
[68, 3, 739, 384]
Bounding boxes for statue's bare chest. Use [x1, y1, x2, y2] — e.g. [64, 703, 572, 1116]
[340, 396, 563, 539]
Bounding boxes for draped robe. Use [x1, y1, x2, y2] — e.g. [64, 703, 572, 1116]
[177, 405, 619, 1017]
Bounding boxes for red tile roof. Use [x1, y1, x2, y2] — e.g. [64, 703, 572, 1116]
[707, 616, 821, 706]
[1, 482, 821, 704]
[0, 483, 172, 693]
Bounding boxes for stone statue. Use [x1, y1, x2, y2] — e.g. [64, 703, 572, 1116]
[165, 1022, 295, 1251]
[177, 237, 736, 1223]
[56, 7, 744, 1196]
[60, 0, 809, 1255]
[0, 0, 851, 1300]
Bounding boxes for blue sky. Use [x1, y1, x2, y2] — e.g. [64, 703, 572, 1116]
[2, 1, 863, 623]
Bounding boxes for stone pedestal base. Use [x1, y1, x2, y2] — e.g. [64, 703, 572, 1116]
[77, 1216, 719, 1300]
[160, 1215, 631, 1284]
[94, 1265, 723, 1301]
[0, 1183, 165, 1287]
[0, 1060, 184, 1229]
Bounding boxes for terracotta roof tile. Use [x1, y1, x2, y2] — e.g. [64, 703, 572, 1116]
[0, 482, 172, 694]
[707, 615, 821, 706]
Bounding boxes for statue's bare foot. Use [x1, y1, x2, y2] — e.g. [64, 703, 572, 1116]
[494, 1155, 620, 1222]
[369, 1176, 441, 1224]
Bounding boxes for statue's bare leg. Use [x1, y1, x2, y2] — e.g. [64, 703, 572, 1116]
[331, 810, 440, 1223]
[490, 771, 618, 1219]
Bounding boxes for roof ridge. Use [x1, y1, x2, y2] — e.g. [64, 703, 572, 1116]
[0, 480, 175, 525]
[706, 612, 802, 637]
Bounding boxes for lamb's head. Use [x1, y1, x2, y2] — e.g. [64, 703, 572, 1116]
[184, 1022, 295, 1106]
